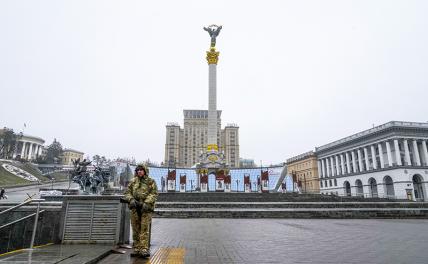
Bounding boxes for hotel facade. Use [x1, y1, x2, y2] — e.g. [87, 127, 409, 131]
[165, 110, 239, 168]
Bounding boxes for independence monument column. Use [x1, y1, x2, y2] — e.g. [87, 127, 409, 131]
[196, 24, 227, 192]
[204, 24, 222, 153]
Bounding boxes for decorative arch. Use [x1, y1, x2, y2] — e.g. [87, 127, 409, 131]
[208, 173, 216, 191]
[368, 177, 378, 198]
[343, 181, 351, 196]
[383, 175, 395, 198]
[355, 179, 363, 196]
[413, 174, 425, 201]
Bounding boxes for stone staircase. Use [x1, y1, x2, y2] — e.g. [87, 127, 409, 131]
[154, 193, 428, 218]
[157, 192, 392, 202]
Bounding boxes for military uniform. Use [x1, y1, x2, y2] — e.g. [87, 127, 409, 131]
[124, 164, 158, 257]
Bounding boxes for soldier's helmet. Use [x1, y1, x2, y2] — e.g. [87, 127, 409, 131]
[135, 163, 149, 176]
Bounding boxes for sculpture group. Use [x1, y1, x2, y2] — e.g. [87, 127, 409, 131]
[71, 158, 111, 194]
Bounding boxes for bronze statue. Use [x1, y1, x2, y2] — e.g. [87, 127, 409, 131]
[71, 158, 110, 194]
[204, 25, 222, 47]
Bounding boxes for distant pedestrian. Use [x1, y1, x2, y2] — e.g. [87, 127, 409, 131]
[0, 189, 6, 199]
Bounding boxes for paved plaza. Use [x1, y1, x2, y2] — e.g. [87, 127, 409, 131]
[100, 218, 428, 264]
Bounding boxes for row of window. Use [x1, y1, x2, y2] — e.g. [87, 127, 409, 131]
[320, 178, 338, 188]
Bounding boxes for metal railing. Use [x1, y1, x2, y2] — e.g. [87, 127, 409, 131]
[0, 198, 45, 250]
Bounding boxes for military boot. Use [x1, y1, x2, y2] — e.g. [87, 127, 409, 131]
[139, 249, 150, 258]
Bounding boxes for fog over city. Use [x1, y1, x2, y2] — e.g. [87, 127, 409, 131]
[1, 0, 427, 165]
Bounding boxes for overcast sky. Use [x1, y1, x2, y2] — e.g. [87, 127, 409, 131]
[1, 0, 427, 165]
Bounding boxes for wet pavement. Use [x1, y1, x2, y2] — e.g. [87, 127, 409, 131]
[0, 244, 111, 264]
[98, 218, 428, 264]
[0, 218, 428, 264]
[0, 218, 427, 263]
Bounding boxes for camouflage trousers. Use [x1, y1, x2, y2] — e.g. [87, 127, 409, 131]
[130, 209, 152, 252]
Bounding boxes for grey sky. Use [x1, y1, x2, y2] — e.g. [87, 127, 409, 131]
[1, 0, 427, 165]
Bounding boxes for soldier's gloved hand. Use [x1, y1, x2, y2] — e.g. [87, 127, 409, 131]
[129, 199, 137, 209]
[142, 203, 150, 212]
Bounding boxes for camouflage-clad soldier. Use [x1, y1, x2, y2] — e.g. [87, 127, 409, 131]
[124, 164, 158, 258]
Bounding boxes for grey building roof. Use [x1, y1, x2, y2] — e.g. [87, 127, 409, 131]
[315, 121, 428, 155]
[63, 148, 84, 155]
[286, 151, 316, 164]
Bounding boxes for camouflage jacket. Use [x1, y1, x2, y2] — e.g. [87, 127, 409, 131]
[124, 176, 158, 211]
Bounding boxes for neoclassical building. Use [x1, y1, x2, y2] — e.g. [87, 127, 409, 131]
[13, 134, 45, 161]
[316, 121, 428, 201]
[286, 151, 320, 193]
[61, 149, 84, 165]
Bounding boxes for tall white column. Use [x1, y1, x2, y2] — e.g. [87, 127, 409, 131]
[394, 139, 402, 166]
[422, 140, 428, 166]
[326, 158, 331, 177]
[318, 160, 322, 178]
[378, 143, 385, 169]
[364, 147, 370, 171]
[413, 140, 421, 166]
[340, 154, 345, 175]
[27, 143, 33, 160]
[36, 145, 41, 158]
[370, 145, 377, 170]
[335, 155, 340, 175]
[207, 61, 218, 147]
[345, 152, 351, 174]
[38, 145, 43, 156]
[322, 159, 327, 177]
[357, 149, 363, 172]
[403, 139, 411, 166]
[386, 141, 393, 167]
[20, 141, 26, 158]
[351, 151, 357, 173]
[330, 157, 335, 176]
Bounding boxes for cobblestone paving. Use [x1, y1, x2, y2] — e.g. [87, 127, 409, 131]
[100, 219, 428, 264]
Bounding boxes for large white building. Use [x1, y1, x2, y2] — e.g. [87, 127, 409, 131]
[316, 121, 428, 201]
[14, 134, 45, 161]
[165, 110, 239, 168]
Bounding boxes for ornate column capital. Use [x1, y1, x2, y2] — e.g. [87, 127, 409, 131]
[206, 48, 219, 64]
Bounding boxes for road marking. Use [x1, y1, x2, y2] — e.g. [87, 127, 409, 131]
[0, 243, 53, 259]
[150, 248, 185, 264]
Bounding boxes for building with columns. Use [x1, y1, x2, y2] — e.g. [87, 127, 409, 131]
[316, 121, 428, 201]
[12, 134, 45, 161]
[286, 151, 320, 193]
